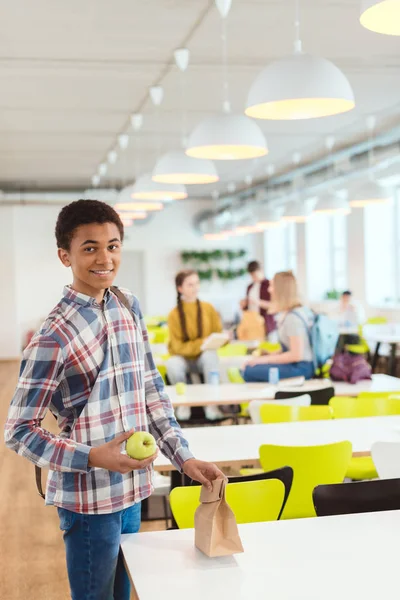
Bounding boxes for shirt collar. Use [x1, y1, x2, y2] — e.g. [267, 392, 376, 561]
[63, 285, 112, 308]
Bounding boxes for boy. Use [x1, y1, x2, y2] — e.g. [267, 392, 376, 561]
[5, 199, 224, 600]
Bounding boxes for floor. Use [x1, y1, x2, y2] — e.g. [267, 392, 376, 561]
[0, 360, 166, 600]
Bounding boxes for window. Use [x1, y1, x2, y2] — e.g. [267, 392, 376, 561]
[264, 222, 297, 279]
[306, 213, 348, 301]
[364, 194, 397, 306]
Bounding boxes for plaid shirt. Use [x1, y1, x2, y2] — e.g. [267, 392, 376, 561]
[5, 286, 193, 514]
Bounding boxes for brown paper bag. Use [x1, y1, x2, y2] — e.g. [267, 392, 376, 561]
[194, 478, 244, 557]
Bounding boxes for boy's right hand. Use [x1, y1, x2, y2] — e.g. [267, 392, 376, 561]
[88, 429, 158, 474]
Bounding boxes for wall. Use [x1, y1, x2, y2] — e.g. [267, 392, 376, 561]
[0, 200, 260, 358]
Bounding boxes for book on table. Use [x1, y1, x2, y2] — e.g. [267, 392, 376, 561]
[200, 332, 230, 351]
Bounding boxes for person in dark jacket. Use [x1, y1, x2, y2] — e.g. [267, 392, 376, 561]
[240, 260, 276, 337]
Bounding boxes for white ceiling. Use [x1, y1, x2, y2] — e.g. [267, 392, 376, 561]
[1, 0, 400, 195]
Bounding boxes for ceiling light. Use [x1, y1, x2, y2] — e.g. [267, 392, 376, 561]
[282, 201, 311, 222]
[118, 134, 129, 149]
[115, 202, 164, 212]
[349, 181, 391, 208]
[314, 192, 351, 215]
[117, 211, 148, 220]
[152, 151, 219, 185]
[107, 150, 118, 164]
[186, 113, 268, 160]
[360, 0, 400, 35]
[256, 207, 283, 229]
[121, 218, 133, 227]
[98, 163, 107, 176]
[91, 174, 100, 187]
[246, 53, 355, 120]
[131, 174, 187, 201]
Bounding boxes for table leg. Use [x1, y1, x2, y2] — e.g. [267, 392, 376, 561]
[389, 343, 397, 376]
[371, 342, 381, 373]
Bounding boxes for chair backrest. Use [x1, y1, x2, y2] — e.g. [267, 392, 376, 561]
[218, 343, 248, 357]
[169, 477, 285, 529]
[371, 442, 400, 479]
[227, 367, 245, 384]
[358, 391, 400, 400]
[275, 387, 334, 406]
[248, 395, 312, 424]
[259, 441, 352, 519]
[329, 395, 400, 419]
[259, 341, 282, 354]
[313, 478, 400, 517]
[366, 317, 388, 325]
[259, 403, 333, 424]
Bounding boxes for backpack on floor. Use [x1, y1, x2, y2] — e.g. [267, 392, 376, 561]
[330, 352, 372, 384]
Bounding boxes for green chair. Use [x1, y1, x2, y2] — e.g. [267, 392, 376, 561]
[147, 325, 169, 344]
[329, 395, 400, 480]
[259, 404, 333, 424]
[258, 341, 282, 354]
[227, 367, 245, 384]
[169, 478, 285, 529]
[217, 343, 248, 357]
[259, 441, 352, 519]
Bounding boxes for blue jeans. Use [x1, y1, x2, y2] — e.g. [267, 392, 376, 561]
[57, 503, 141, 600]
[243, 361, 315, 382]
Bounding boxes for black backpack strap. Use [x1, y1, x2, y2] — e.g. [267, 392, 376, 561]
[110, 286, 136, 320]
[35, 465, 45, 499]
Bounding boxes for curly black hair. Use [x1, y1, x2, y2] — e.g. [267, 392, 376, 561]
[55, 199, 124, 250]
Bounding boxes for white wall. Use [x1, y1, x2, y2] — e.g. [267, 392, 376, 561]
[0, 200, 260, 358]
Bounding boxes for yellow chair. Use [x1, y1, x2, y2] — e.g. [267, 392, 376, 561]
[227, 367, 244, 383]
[258, 341, 282, 354]
[259, 442, 352, 519]
[217, 343, 248, 357]
[260, 404, 333, 424]
[148, 326, 169, 344]
[169, 479, 285, 529]
[366, 317, 388, 325]
[329, 395, 400, 480]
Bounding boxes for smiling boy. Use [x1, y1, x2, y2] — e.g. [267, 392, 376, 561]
[5, 199, 223, 600]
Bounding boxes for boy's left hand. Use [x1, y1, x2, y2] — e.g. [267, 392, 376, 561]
[182, 458, 226, 491]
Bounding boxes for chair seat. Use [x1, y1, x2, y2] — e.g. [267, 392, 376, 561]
[346, 456, 378, 481]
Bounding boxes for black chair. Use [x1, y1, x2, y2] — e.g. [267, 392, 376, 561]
[275, 386, 335, 406]
[313, 478, 400, 517]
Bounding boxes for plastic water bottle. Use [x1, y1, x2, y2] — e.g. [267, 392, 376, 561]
[268, 367, 280, 385]
[209, 370, 220, 386]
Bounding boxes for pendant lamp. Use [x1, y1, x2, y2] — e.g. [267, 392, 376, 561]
[245, 1, 355, 120]
[131, 174, 187, 201]
[349, 180, 391, 208]
[282, 200, 311, 223]
[314, 192, 351, 215]
[360, 0, 400, 35]
[256, 207, 283, 229]
[153, 151, 219, 184]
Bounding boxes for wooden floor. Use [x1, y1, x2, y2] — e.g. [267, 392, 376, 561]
[0, 360, 166, 600]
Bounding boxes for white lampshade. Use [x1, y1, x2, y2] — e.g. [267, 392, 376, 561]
[282, 201, 311, 222]
[314, 193, 351, 215]
[245, 52, 355, 120]
[349, 181, 391, 208]
[186, 113, 268, 160]
[117, 211, 148, 220]
[120, 218, 133, 227]
[152, 151, 219, 185]
[256, 207, 283, 229]
[131, 174, 187, 201]
[204, 232, 229, 241]
[115, 185, 164, 212]
[360, 0, 400, 35]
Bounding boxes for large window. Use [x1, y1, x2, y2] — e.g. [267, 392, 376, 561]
[264, 222, 297, 279]
[306, 213, 348, 301]
[364, 193, 397, 306]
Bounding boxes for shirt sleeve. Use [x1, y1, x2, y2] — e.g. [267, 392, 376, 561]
[167, 309, 203, 358]
[4, 335, 92, 473]
[282, 313, 307, 338]
[133, 297, 194, 470]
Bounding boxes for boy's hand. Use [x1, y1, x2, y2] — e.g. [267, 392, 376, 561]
[182, 458, 226, 491]
[88, 429, 158, 474]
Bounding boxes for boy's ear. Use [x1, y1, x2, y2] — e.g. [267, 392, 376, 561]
[58, 247, 71, 267]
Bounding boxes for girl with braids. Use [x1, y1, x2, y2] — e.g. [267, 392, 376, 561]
[166, 269, 224, 421]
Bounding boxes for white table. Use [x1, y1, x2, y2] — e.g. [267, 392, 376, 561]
[166, 374, 400, 408]
[122, 510, 400, 599]
[155, 415, 400, 471]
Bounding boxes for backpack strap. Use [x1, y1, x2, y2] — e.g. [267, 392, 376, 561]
[35, 286, 136, 501]
[284, 309, 315, 360]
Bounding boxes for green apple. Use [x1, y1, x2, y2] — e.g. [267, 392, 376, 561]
[126, 431, 157, 460]
[175, 381, 187, 395]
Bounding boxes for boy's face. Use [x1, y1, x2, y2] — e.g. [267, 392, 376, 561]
[58, 222, 122, 300]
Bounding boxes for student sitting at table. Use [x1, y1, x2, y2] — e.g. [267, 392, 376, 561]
[243, 271, 315, 382]
[166, 269, 224, 421]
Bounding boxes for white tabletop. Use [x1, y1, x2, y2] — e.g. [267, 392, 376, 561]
[122, 510, 400, 600]
[165, 374, 400, 407]
[155, 415, 400, 471]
